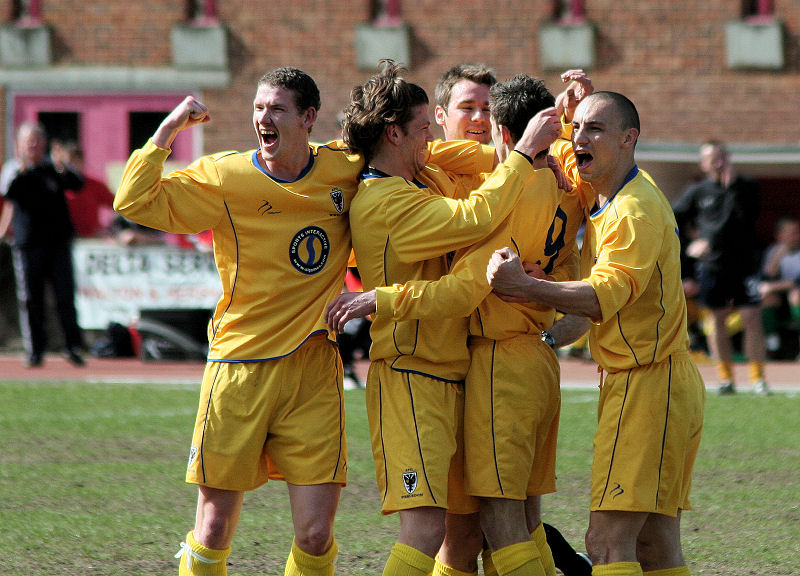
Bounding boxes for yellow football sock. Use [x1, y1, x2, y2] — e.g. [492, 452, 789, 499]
[717, 361, 733, 382]
[481, 547, 498, 576]
[492, 540, 545, 576]
[285, 537, 338, 576]
[432, 554, 477, 575]
[176, 531, 230, 576]
[643, 567, 690, 576]
[592, 561, 642, 576]
[748, 361, 764, 382]
[530, 524, 556, 576]
[383, 542, 435, 576]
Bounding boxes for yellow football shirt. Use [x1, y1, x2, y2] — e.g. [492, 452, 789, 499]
[352, 151, 548, 381]
[375, 169, 569, 338]
[582, 167, 691, 372]
[115, 139, 362, 361]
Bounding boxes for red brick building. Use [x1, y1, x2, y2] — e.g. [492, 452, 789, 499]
[1, 0, 799, 244]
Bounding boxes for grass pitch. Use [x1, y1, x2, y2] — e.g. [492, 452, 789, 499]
[1, 380, 797, 575]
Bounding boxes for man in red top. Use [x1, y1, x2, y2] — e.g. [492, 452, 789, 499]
[54, 141, 116, 238]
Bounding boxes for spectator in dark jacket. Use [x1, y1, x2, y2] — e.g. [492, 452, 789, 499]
[672, 140, 767, 395]
[0, 122, 85, 367]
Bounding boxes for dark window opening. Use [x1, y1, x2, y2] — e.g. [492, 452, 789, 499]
[188, 0, 217, 24]
[552, 0, 585, 24]
[38, 111, 79, 150]
[371, 0, 401, 26]
[129, 112, 168, 155]
[743, 0, 774, 21]
[12, 0, 41, 25]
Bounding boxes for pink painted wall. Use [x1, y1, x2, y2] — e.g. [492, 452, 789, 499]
[12, 93, 195, 183]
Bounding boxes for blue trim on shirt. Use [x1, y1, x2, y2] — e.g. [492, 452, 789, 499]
[363, 166, 391, 179]
[361, 167, 428, 189]
[251, 148, 315, 182]
[206, 329, 331, 363]
[315, 143, 351, 153]
[591, 165, 639, 218]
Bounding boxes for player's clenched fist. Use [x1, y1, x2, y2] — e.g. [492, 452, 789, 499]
[486, 247, 531, 302]
[153, 96, 211, 149]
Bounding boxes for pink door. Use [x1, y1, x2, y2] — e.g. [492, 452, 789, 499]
[12, 93, 197, 184]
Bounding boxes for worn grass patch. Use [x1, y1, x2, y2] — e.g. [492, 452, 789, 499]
[1, 381, 797, 575]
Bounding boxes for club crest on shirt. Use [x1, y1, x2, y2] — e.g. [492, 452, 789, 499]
[330, 187, 344, 213]
[402, 469, 418, 494]
[289, 226, 330, 275]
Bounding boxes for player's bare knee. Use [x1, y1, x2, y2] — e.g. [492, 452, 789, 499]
[294, 521, 334, 556]
[404, 520, 446, 555]
[421, 520, 447, 548]
[636, 530, 684, 570]
[441, 522, 483, 562]
[195, 514, 236, 548]
[588, 520, 649, 566]
[636, 536, 659, 570]
[461, 527, 485, 559]
[440, 539, 481, 574]
[584, 525, 612, 565]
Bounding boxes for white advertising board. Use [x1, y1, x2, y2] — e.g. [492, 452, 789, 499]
[73, 240, 221, 329]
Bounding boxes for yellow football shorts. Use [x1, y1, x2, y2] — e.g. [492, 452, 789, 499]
[186, 334, 347, 491]
[591, 352, 705, 515]
[448, 380, 480, 515]
[464, 335, 561, 500]
[366, 359, 477, 514]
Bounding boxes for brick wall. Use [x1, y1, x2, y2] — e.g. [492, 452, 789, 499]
[1, 1, 798, 155]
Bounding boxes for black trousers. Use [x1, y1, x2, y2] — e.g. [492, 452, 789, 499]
[12, 242, 83, 356]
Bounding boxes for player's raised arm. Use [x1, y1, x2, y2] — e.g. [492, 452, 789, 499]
[152, 96, 211, 150]
[555, 69, 594, 123]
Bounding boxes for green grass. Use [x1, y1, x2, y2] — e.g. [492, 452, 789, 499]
[1, 381, 798, 575]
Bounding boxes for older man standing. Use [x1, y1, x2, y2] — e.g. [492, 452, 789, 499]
[0, 122, 85, 368]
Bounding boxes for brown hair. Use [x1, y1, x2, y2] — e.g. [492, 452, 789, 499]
[434, 63, 497, 109]
[342, 59, 428, 164]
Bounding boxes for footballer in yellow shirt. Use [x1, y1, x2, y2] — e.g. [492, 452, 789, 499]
[487, 91, 704, 576]
[116, 68, 357, 576]
[338, 60, 561, 576]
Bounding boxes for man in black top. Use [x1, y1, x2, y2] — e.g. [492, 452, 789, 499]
[0, 122, 85, 367]
[672, 140, 768, 395]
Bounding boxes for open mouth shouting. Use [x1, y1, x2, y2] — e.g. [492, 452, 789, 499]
[259, 127, 278, 152]
[575, 149, 593, 171]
